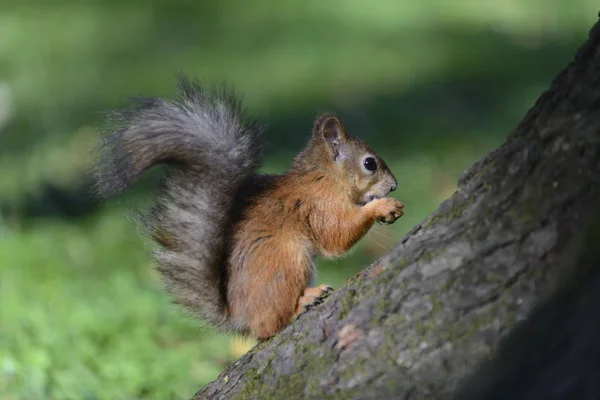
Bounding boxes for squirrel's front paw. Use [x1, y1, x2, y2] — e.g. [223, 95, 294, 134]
[371, 197, 405, 224]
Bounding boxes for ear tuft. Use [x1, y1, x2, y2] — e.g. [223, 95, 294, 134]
[314, 113, 346, 160]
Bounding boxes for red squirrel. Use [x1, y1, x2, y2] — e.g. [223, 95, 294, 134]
[93, 76, 404, 339]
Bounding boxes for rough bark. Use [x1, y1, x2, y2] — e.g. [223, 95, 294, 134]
[194, 15, 600, 400]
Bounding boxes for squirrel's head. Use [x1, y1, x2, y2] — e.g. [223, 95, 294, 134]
[305, 113, 398, 206]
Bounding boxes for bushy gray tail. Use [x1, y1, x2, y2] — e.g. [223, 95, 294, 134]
[93, 76, 263, 329]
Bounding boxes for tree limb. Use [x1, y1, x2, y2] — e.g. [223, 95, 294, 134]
[195, 14, 600, 400]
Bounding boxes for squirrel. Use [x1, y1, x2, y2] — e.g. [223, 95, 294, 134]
[93, 76, 404, 340]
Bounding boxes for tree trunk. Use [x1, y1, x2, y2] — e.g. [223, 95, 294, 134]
[194, 15, 600, 400]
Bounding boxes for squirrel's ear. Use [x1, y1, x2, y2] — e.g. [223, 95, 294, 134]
[314, 114, 347, 161]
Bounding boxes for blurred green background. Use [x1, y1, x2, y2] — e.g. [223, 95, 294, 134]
[0, 1, 596, 399]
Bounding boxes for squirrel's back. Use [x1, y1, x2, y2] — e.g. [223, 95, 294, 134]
[93, 76, 263, 330]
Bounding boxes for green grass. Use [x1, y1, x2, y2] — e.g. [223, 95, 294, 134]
[0, 212, 233, 399]
[0, 0, 597, 398]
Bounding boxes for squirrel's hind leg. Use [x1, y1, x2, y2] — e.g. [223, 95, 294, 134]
[253, 284, 334, 340]
[294, 284, 334, 318]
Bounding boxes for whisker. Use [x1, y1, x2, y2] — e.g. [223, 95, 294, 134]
[369, 226, 393, 241]
[365, 235, 389, 251]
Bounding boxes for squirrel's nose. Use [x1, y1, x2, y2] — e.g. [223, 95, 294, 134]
[390, 180, 397, 192]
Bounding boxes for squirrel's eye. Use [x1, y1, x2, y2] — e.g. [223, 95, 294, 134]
[363, 157, 377, 172]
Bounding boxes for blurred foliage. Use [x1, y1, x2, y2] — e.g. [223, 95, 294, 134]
[0, 0, 596, 399]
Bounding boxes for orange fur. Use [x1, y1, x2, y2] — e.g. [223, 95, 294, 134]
[228, 161, 403, 339]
